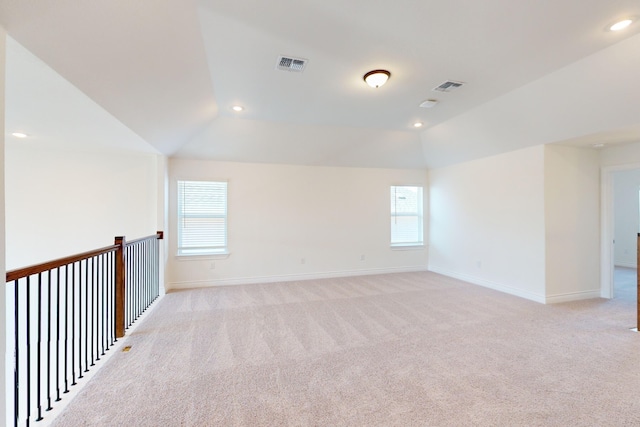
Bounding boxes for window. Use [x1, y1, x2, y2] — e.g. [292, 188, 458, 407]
[177, 180, 228, 256]
[390, 185, 423, 247]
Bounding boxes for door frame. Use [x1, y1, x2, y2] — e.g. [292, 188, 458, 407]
[601, 162, 640, 298]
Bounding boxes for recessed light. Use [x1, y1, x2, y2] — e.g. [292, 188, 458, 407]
[592, 143, 606, 148]
[232, 105, 244, 112]
[413, 122, 423, 128]
[12, 132, 28, 138]
[610, 19, 633, 31]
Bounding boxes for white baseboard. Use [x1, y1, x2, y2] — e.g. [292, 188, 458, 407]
[168, 266, 429, 290]
[427, 266, 546, 304]
[545, 290, 602, 304]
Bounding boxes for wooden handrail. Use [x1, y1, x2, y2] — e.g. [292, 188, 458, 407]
[6, 232, 164, 339]
[126, 231, 164, 246]
[6, 244, 119, 283]
[6, 231, 164, 283]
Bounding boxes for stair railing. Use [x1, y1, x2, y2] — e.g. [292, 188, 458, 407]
[5, 231, 163, 427]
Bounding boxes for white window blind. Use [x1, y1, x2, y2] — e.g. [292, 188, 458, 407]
[177, 180, 228, 255]
[390, 185, 423, 247]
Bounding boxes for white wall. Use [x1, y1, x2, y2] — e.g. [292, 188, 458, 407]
[428, 146, 547, 302]
[601, 141, 640, 168]
[544, 145, 600, 302]
[167, 159, 428, 289]
[0, 26, 8, 427]
[612, 169, 640, 268]
[5, 144, 164, 269]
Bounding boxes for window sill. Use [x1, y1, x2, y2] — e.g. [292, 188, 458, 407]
[390, 244, 425, 251]
[176, 252, 230, 261]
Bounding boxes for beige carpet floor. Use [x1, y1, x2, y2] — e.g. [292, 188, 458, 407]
[51, 270, 640, 426]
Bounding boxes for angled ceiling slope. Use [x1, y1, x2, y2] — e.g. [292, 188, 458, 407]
[5, 37, 157, 154]
[1, 0, 640, 168]
[0, 0, 217, 155]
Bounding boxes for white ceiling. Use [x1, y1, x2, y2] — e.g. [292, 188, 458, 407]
[1, 0, 640, 168]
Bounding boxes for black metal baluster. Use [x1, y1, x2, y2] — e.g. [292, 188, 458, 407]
[96, 254, 106, 360]
[84, 259, 89, 373]
[124, 246, 129, 329]
[100, 254, 108, 356]
[130, 245, 134, 326]
[145, 242, 149, 308]
[56, 267, 62, 401]
[113, 249, 118, 343]
[94, 257, 98, 365]
[14, 279, 19, 427]
[36, 273, 43, 421]
[135, 244, 140, 320]
[64, 264, 70, 393]
[47, 270, 53, 411]
[26, 276, 32, 427]
[105, 253, 111, 350]
[90, 257, 95, 367]
[131, 245, 134, 324]
[154, 238, 159, 301]
[71, 263, 77, 386]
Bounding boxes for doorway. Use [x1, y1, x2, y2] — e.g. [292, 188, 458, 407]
[603, 165, 640, 301]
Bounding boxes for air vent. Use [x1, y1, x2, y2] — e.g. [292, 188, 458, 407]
[433, 80, 464, 92]
[276, 55, 308, 72]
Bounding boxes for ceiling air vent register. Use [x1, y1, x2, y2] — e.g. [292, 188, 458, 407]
[276, 56, 308, 72]
[433, 80, 464, 92]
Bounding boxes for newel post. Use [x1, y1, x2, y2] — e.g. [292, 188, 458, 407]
[115, 236, 126, 338]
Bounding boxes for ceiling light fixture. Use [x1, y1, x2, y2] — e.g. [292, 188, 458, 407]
[232, 106, 244, 112]
[610, 19, 633, 31]
[12, 132, 28, 138]
[363, 70, 390, 88]
[413, 122, 423, 128]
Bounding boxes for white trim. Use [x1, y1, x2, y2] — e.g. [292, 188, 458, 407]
[175, 252, 230, 261]
[167, 266, 429, 290]
[545, 290, 601, 304]
[427, 267, 546, 304]
[390, 244, 425, 251]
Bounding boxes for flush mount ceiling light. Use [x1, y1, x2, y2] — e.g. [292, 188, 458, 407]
[363, 69, 390, 88]
[232, 105, 244, 112]
[610, 19, 633, 31]
[12, 132, 28, 138]
[413, 122, 423, 128]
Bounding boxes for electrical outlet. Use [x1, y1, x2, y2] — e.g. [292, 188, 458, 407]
[477, 260, 482, 269]
[360, 254, 365, 261]
[301, 258, 306, 265]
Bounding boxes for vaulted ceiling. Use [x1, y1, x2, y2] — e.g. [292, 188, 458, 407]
[2, 0, 640, 168]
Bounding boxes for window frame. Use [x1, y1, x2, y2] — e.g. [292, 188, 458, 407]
[390, 185, 424, 249]
[176, 179, 229, 257]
